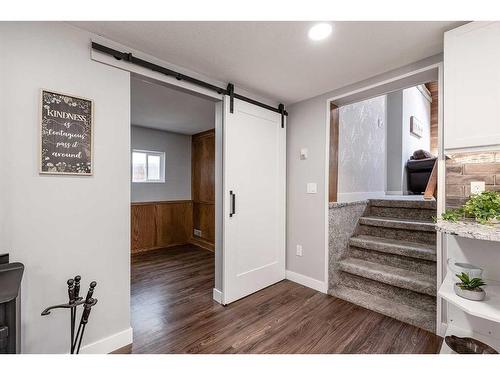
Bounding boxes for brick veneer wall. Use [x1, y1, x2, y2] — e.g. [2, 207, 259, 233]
[446, 151, 500, 208]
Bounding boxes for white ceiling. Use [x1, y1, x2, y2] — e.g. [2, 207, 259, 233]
[72, 21, 464, 104]
[131, 76, 215, 135]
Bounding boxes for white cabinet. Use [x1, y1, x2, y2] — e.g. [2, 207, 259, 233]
[444, 22, 500, 150]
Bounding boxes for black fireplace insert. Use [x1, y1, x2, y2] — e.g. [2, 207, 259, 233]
[0, 253, 24, 354]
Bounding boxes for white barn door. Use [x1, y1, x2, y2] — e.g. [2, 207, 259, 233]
[222, 97, 286, 304]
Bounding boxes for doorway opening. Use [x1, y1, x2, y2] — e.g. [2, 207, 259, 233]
[129, 75, 221, 347]
[326, 67, 443, 334]
[329, 81, 438, 203]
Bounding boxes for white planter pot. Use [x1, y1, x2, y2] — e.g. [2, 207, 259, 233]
[454, 283, 486, 301]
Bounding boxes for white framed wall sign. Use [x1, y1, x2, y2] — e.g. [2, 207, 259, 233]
[410, 115, 423, 138]
[40, 89, 94, 175]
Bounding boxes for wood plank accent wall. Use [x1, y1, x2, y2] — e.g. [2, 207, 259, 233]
[446, 151, 500, 208]
[329, 103, 339, 203]
[426, 81, 439, 156]
[191, 129, 215, 251]
[131, 201, 193, 254]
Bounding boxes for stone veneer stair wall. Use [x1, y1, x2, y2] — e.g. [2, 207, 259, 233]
[328, 199, 437, 333]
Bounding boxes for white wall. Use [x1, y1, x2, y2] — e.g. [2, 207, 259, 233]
[401, 86, 431, 192]
[0, 22, 131, 353]
[286, 55, 442, 285]
[386, 86, 431, 194]
[386, 91, 404, 194]
[286, 98, 329, 284]
[131, 126, 191, 202]
[338, 96, 386, 202]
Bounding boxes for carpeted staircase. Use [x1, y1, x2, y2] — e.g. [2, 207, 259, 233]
[330, 199, 437, 332]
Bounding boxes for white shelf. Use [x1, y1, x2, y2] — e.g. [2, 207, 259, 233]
[438, 273, 500, 323]
[440, 324, 500, 354]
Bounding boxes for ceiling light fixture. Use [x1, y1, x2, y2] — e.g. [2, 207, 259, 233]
[308, 23, 333, 41]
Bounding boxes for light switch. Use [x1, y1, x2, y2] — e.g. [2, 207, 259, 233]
[300, 148, 308, 160]
[471, 181, 485, 195]
[307, 183, 317, 194]
[296, 245, 303, 257]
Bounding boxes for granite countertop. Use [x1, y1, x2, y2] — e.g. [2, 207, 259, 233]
[329, 200, 368, 209]
[436, 219, 500, 242]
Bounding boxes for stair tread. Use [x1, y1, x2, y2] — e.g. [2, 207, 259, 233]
[349, 235, 436, 261]
[338, 257, 436, 296]
[330, 285, 435, 332]
[369, 198, 436, 210]
[359, 216, 436, 232]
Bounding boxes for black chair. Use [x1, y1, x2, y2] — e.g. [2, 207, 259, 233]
[406, 157, 437, 194]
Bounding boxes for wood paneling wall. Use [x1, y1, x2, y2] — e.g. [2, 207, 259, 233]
[131, 201, 193, 254]
[426, 81, 439, 156]
[131, 204, 157, 252]
[329, 103, 339, 203]
[446, 151, 500, 208]
[191, 129, 215, 251]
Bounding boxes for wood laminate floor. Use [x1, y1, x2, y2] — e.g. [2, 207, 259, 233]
[114, 244, 442, 354]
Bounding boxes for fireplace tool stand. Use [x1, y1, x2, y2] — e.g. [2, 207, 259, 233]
[41, 277, 97, 354]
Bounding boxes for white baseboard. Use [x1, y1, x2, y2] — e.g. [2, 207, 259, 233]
[286, 270, 328, 293]
[438, 322, 448, 338]
[212, 288, 223, 304]
[386, 190, 404, 195]
[79, 327, 133, 354]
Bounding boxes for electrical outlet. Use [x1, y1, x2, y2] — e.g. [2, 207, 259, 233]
[193, 229, 202, 237]
[470, 181, 485, 195]
[296, 245, 303, 257]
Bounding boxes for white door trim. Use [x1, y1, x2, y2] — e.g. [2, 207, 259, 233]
[326, 62, 442, 104]
[212, 288, 223, 304]
[436, 61, 446, 336]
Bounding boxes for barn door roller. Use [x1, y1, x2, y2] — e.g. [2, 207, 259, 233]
[92, 42, 287, 127]
[227, 83, 235, 114]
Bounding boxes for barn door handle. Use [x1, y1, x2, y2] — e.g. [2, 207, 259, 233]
[229, 190, 236, 217]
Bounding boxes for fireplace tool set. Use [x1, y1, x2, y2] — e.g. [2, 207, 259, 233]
[41, 276, 97, 354]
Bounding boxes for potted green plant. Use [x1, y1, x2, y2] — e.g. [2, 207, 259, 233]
[440, 191, 500, 225]
[463, 191, 500, 224]
[454, 272, 487, 301]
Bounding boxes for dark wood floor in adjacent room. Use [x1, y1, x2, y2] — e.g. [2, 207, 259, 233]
[115, 245, 442, 354]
